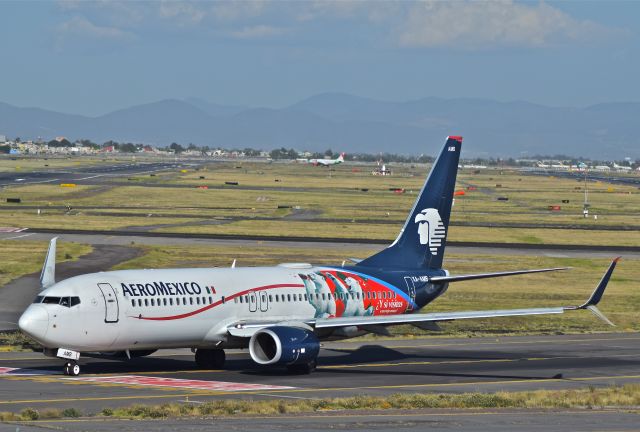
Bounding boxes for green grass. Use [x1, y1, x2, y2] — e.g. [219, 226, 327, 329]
[2, 385, 639, 420]
[0, 240, 92, 287]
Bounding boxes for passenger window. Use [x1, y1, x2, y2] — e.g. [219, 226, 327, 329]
[239, 296, 243, 304]
[190, 297, 194, 305]
[144, 299, 149, 307]
[169, 298, 173, 306]
[321, 293, 325, 300]
[269, 295, 273, 302]
[209, 296, 213, 304]
[131, 300, 135, 307]
[287, 294, 291, 302]
[196, 297, 200, 305]
[151, 299, 155, 306]
[304, 294, 307, 301]
[298, 294, 302, 301]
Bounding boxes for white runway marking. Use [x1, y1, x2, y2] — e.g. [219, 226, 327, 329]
[0, 367, 53, 376]
[0, 227, 28, 233]
[64, 375, 296, 392]
[3, 233, 34, 240]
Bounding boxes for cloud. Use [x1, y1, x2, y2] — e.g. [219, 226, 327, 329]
[396, 1, 617, 48]
[55, 16, 135, 52]
[53, 1, 625, 49]
[159, 2, 206, 24]
[229, 25, 288, 40]
[57, 16, 133, 40]
[210, 1, 268, 22]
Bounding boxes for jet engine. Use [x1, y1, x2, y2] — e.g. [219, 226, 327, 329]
[249, 326, 320, 366]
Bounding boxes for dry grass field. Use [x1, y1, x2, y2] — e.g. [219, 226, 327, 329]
[0, 160, 638, 245]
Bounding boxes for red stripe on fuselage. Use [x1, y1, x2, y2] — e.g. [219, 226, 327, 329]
[129, 283, 304, 321]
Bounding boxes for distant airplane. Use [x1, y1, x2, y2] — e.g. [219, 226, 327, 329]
[19, 136, 619, 376]
[309, 152, 345, 166]
[613, 163, 632, 172]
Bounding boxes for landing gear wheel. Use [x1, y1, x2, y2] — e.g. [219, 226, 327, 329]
[286, 360, 317, 375]
[63, 361, 80, 376]
[211, 349, 225, 369]
[195, 349, 226, 369]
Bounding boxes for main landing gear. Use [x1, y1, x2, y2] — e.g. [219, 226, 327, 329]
[286, 359, 317, 375]
[195, 348, 226, 369]
[63, 361, 80, 376]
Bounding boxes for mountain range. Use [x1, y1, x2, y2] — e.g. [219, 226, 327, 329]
[1, 93, 639, 159]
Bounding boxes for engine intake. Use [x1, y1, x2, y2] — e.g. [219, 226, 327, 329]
[249, 326, 320, 366]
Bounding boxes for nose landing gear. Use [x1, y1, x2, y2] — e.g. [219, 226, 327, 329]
[63, 361, 80, 376]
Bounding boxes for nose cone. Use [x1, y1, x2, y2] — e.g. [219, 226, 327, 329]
[18, 305, 49, 341]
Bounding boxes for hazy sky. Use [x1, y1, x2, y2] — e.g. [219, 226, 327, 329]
[1, 1, 639, 116]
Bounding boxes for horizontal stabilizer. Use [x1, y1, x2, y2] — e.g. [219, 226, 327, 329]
[429, 267, 569, 283]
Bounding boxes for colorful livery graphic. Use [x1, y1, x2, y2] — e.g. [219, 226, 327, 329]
[19, 136, 620, 376]
[299, 269, 408, 318]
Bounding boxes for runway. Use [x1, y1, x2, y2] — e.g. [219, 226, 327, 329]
[0, 333, 639, 416]
[0, 161, 190, 188]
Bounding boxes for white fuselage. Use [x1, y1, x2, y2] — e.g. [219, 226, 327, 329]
[20, 264, 410, 353]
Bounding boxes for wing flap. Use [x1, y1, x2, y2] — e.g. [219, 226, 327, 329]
[312, 307, 565, 329]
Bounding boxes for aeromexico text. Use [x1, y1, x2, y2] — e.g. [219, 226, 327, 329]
[121, 281, 209, 297]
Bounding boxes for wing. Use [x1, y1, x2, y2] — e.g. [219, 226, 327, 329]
[313, 258, 619, 329]
[227, 258, 619, 337]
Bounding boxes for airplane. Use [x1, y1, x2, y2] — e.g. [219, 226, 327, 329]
[613, 163, 632, 172]
[18, 136, 620, 376]
[308, 152, 345, 166]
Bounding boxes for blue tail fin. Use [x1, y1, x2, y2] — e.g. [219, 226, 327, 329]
[357, 136, 462, 270]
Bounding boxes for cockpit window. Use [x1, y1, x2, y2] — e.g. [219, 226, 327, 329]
[41, 296, 81, 307]
[33, 296, 44, 304]
[42, 296, 61, 304]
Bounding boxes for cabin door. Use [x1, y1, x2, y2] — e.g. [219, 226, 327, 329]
[97, 283, 119, 323]
[259, 291, 269, 312]
[248, 291, 258, 312]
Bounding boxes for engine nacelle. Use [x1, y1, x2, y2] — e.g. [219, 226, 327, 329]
[249, 326, 320, 366]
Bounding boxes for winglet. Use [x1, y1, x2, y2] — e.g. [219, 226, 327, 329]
[565, 257, 620, 326]
[39, 237, 57, 290]
[579, 257, 620, 309]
